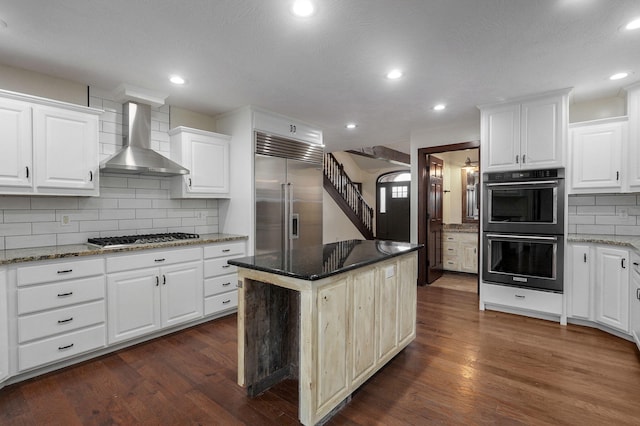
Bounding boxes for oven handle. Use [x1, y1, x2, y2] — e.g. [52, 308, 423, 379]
[485, 234, 558, 241]
[485, 180, 559, 187]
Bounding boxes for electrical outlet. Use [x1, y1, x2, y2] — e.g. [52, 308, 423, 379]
[196, 211, 207, 220]
[619, 208, 628, 218]
[60, 215, 71, 226]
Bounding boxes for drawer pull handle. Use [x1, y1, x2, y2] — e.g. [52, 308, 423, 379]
[155, 258, 166, 262]
[57, 292, 73, 297]
[163, 275, 166, 285]
[222, 299, 231, 304]
[222, 249, 231, 252]
[58, 343, 74, 351]
[222, 265, 231, 269]
[156, 276, 159, 287]
[58, 317, 74, 324]
[634, 262, 639, 266]
[622, 258, 626, 269]
[57, 269, 73, 274]
[515, 295, 525, 299]
[223, 282, 231, 287]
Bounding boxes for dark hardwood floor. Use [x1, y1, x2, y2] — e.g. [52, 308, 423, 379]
[2, 282, 640, 425]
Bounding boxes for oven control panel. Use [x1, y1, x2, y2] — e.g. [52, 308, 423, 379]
[485, 168, 564, 182]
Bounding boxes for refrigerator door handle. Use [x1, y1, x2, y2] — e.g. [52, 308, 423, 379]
[291, 213, 300, 239]
[289, 183, 299, 239]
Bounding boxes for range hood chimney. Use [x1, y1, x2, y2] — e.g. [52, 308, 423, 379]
[100, 101, 189, 176]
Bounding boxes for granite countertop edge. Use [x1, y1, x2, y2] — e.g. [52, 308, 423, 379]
[0, 233, 248, 265]
[567, 234, 640, 252]
[229, 243, 422, 282]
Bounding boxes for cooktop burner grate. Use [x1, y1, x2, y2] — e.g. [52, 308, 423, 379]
[88, 232, 200, 248]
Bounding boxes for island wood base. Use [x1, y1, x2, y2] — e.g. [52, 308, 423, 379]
[236, 252, 417, 425]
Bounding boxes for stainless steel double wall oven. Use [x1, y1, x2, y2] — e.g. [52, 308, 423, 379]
[482, 168, 565, 293]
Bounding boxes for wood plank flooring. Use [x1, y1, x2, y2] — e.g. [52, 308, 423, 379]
[2, 280, 640, 425]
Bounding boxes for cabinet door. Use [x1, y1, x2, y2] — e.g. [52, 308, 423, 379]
[627, 86, 640, 191]
[160, 261, 203, 328]
[0, 98, 32, 188]
[350, 269, 376, 387]
[377, 264, 398, 360]
[185, 133, 230, 195]
[482, 104, 520, 172]
[316, 280, 349, 412]
[397, 255, 417, 346]
[630, 268, 640, 349]
[596, 247, 629, 332]
[0, 269, 8, 383]
[107, 268, 161, 344]
[520, 96, 564, 170]
[568, 244, 592, 320]
[253, 111, 323, 145]
[570, 121, 625, 193]
[33, 105, 98, 192]
[460, 244, 478, 274]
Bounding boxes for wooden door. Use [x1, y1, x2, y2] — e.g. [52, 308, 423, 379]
[426, 155, 444, 283]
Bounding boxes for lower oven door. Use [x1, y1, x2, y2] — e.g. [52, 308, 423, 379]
[483, 233, 564, 293]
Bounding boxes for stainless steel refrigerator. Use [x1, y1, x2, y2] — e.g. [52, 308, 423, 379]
[255, 132, 324, 255]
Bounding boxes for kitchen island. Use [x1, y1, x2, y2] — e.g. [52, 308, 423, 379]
[228, 239, 421, 426]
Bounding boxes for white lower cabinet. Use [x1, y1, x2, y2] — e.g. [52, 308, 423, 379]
[630, 252, 640, 350]
[0, 268, 8, 384]
[15, 258, 106, 372]
[106, 247, 203, 344]
[595, 246, 629, 332]
[443, 232, 478, 273]
[568, 243, 630, 334]
[203, 242, 246, 316]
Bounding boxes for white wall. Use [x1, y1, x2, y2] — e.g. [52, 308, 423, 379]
[322, 191, 365, 243]
[170, 106, 218, 132]
[569, 96, 626, 123]
[0, 63, 86, 105]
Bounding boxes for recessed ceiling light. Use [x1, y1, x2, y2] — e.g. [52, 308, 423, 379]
[346, 123, 357, 129]
[609, 72, 629, 80]
[386, 69, 403, 80]
[625, 17, 640, 30]
[169, 75, 185, 85]
[292, 0, 315, 17]
[433, 104, 446, 111]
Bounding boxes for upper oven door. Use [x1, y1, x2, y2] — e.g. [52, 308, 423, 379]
[483, 178, 564, 234]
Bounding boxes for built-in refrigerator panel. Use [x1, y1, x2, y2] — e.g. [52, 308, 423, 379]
[255, 154, 287, 256]
[287, 158, 323, 251]
[254, 132, 324, 256]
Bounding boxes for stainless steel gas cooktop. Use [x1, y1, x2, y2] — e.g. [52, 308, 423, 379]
[87, 232, 200, 249]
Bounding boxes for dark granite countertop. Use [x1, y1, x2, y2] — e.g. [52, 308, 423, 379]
[0, 233, 247, 265]
[228, 239, 422, 281]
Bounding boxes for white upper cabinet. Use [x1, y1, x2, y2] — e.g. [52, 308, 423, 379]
[0, 90, 101, 196]
[33, 105, 99, 193]
[569, 117, 627, 194]
[481, 89, 569, 172]
[169, 127, 231, 198]
[0, 98, 32, 188]
[253, 109, 323, 145]
[626, 83, 640, 191]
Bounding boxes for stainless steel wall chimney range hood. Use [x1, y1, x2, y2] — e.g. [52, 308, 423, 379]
[100, 101, 189, 176]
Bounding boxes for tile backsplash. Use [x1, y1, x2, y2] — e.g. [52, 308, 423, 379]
[568, 194, 640, 235]
[0, 88, 219, 250]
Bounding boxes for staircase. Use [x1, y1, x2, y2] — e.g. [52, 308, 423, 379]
[323, 153, 375, 240]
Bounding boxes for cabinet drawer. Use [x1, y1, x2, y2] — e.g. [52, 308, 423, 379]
[18, 275, 105, 314]
[204, 291, 238, 316]
[444, 234, 458, 242]
[203, 242, 245, 259]
[204, 274, 237, 297]
[17, 258, 104, 287]
[482, 283, 562, 315]
[18, 325, 106, 371]
[443, 257, 459, 270]
[204, 257, 238, 278]
[443, 242, 458, 255]
[107, 247, 202, 273]
[457, 233, 478, 243]
[18, 300, 105, 343]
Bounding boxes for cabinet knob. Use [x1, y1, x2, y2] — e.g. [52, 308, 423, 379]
[522, 154, 526, 164]
[515, 155, 519, 164]
[584, 253, 587, 263]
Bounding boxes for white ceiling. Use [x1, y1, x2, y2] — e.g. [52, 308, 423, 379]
[0, 1, 639, 153]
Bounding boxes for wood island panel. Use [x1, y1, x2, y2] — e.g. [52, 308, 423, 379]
[236, 251, 418, 426]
